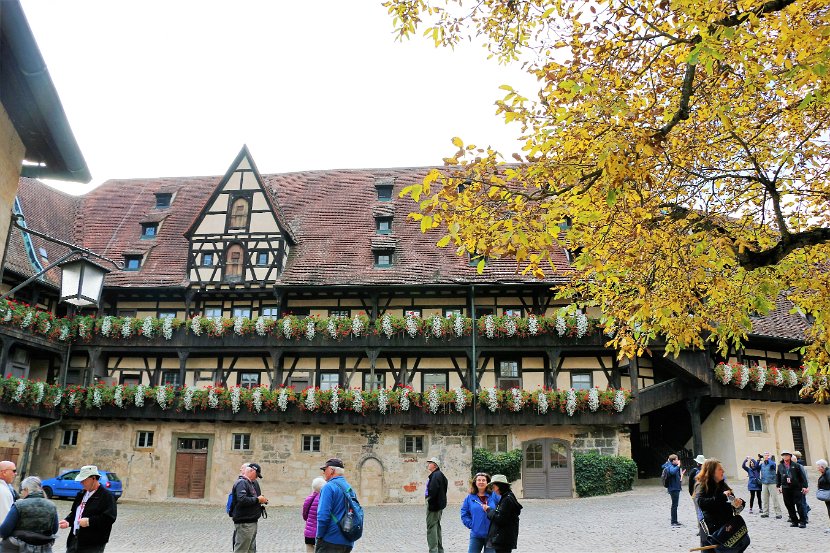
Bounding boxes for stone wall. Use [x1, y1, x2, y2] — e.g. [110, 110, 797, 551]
[572, 426, 631, 457]
[0, 104, 26, 264]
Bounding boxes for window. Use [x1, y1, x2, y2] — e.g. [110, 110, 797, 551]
[422, 372, 448, 391]
[302, 435, 321, 452]
[362, 372, 385, 390]
[232, 433, 251, 451]
[158, 311, 177, 319]
[329, 309, 350, 318]
[486, 435, 508, 453]
[161, 371, 180, 386]
[444, 308, 462, 318]
[225, 244, 244, 280]
[117, 309, 136, 318]
[376, 185, 393, 201]
[120, 374, 140, 386]
[177, 438, 208, 451]
[403, 435, 424, 453]
[201, 253, 214, 267]
[288, 308, 310, 317]
[60, 471, 80, 481]
[229, 197, 250, 229]
[62, 429, 78, 447]
[124, 255, 142, 271]
[376, 217, 392, 234]
[255, 251, 268, 266]
[204, 307, 223, 318]
[475, 307, 494, 318]
[571, 372, 593, 390]
[404, 309, 421, 318]
[261, 306, 279, 319]
[155, 193, 172, 209]
[136, 431, 154, 448]
[374, 251, 393, 267]
[239, 372, 260, 388]
[503, 308, 523, 317]
[232, 307, 252, 318]
[319, 372, 339, 391]
[498, 360, 521, 390]
[141, 223, 158, 238]
[748, 414, 765, 433]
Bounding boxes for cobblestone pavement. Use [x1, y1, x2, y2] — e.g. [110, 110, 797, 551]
[50, 482, 828, 552]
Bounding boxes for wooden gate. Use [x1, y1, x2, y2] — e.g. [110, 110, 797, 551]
[522, 438, 572, 499]
[173, 438, 208, 499]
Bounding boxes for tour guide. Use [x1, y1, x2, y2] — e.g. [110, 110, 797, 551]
[58, 465, 117, 553]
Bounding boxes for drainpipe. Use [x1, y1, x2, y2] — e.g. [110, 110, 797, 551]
[470, 285, 477, 466]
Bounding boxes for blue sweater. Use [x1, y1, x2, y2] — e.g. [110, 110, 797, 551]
[460, 492, 499, 539]
[316, 476, 356, 547]
[662, 462, 682, 492]
[759, 459, 777, 484]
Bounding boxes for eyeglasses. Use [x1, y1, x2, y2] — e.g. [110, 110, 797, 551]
[0, 469, 16, 474]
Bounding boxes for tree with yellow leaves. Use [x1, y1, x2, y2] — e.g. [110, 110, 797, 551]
[385, 0, 830, 401]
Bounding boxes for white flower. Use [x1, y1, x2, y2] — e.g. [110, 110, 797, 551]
[42, 320, 51, 334]
[78, 320, 88, 338]
[352, 315, 363, 337]
[432, 316, 443, 339]
[453, 314, 464, 337]
[785, 369, 798, 388]
[278, 388, 289, 411]
[510, 388, 523, 412]
[231, 387, 241, 413]
[400, 388, 410, 411]
[234, 316, 245, 336]
[156, 386, 168, 410]
[191, 315, 202, 336]
[381, 314, 394, 338]
[282, 317, 293, 339]
[114, 385, 124, 408]
[717, 364, 733, 385]
[427, 387, 440, 414]
[754, 366, 767, 391]
[67, 391, 77, 407]
[613, 390, 626, 412]
[454, 387, 466, 413]
[92, 388, 103, 408]
[528, 314, 539, 336]
[255, 317, 267, 337]
[208, 388, 218, 408]
[142, 317, 154, 338]
[504, 317, 517, 337]
[121, 317, 133, 338]
[330, 387, 340, 413]
[21, 311, 32, 329]
[536, 389, 548, 414]
[183, 386, 196, 411]
[34, 382, 45, 405]
[305, 320, 315, 341]
[566, 389, 577, 417]
[486, 387, 499, 413]
[3, 308, 12, 322]
[12, 380, 26, 402]
[58, 324, 70, 342]
[555, 315, 567, 337]
[405, 314, 418, 338]
[305, 388, 317, 411]
[576, 312, 589, 338]
[52, 389, 62, 407]
[134, 384, 145, 407]
[737, 365, 750, 389]
[802, 373, 813, 389]
[162, 317, 173, 340]
[378, 388, 388, 414]
[327, 318, 338, 339]
[484, 315, 496, 339]
[352, 391, 364, 413]
[212, 317, 224, 336]
[101, 316, 113, 337]
[773, 368, 784, 386]
[588, 388, 599, 412]
[253, 387, 263, 413]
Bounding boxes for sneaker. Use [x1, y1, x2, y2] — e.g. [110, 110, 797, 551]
[760, 514, 769, 518]
[799, 522, 807, 528]
[776, 515, 783, 519]
[823, 528, 830, 534]
[748, 509, 754, 514]
[671, 522, 683, 527]
[790, 523, 799, 527]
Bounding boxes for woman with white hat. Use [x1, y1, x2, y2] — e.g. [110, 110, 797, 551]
[481, 474, 521, 553]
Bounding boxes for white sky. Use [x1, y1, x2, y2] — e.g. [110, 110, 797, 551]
[21, 0, 537, 195]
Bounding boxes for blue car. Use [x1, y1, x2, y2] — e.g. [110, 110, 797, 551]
[41, 469, 123, 501]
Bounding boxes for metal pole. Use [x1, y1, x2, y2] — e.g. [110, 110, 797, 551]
[470, 284, 477, 465]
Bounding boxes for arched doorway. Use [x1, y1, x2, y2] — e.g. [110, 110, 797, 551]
[358, 456, 384, 505]
[522, 438, 572, 499]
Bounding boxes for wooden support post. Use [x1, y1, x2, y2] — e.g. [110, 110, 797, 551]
[686, 397, 703, 456]
[545, 348, 561, 389]
[177, 351, 189, 388]
[86, 347, 103, 386]
[0, 336, 15, 377]
[270, 349, 284, 390]
[630, 355, 640, 397]
[366, 348, 379, 390]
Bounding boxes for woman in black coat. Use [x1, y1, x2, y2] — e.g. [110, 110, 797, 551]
[816, 459, 830, 531]
[482, 474, 522, 553]
[695, 459, 746, 547]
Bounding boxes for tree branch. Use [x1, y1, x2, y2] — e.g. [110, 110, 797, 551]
[738, 228, 830, 270]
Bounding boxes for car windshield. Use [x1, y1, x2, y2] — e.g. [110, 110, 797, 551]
[106, 473, 121, 482]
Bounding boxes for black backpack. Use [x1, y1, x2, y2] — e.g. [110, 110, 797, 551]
[660, 467, 670, 488]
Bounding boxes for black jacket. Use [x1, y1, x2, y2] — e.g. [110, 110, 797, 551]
[776, 460, 808, 489]
[817, 470, 830, 491]
[64, 485, 117, 548]
[426, 469, 448, 512]
[486, 490, 522, 551]
[688, 467, 700, 496]
[231, 476, 262, 524]
[696, 480, 735, 534]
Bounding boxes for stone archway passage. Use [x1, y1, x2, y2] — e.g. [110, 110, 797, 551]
[358, 457, 384, 505]
[522, 438, 572, 499]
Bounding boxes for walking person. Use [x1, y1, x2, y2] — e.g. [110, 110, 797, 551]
[661, 454, 685, 527]
[460, 472, 497, 553]
[57, 465, 117, 553]
[230, 463, 268, 553]
[425, 457, 447, 553]
[815, 459, 830, 534]
[741, 456, 762, 513]
[759, 452, 783, 519]
[316, 458, 359, 553]
[776, 450, 808, 528]
[481, 474, 521, 553]
[695, 459, 749, 552]
[0, 476, 59, 552]
[302, 478, 325, 553]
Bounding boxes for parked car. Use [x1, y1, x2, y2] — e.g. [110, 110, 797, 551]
[41, 469, 122, 500]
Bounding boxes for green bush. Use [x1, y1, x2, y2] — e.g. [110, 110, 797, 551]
[472, 448, 523, 483]
[574, 452, 637, 497]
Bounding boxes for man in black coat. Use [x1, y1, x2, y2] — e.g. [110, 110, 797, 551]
[425, 456, 448, 553]
[776, 450, 809, 528]
[58, 465, 117, 553]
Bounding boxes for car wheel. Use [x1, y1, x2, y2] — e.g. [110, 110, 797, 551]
[43, 486, 53, 499]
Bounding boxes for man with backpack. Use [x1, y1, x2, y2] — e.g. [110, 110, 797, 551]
[661, 454, 685, 527]
[230, 462, 268, 553]
[316, 458, 362, 552]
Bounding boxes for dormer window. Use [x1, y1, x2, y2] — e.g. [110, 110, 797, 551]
[376, 217, 392, 234]
[155, 193, 172, 209]
[376, 185, 393, 202]
[124, 255, 142, 271]
[374, 250, 393, 268]
[224, 244, 244, 281]
[228, 197, 250, 230]
[141, 223, 158, 238]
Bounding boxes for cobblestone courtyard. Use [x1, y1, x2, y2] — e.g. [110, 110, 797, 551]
[50, 483, 827, 552]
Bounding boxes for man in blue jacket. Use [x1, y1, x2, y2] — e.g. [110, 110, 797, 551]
[662, 454, 686, 527]
[316, 458, 357, 553]
[759, 452, 782, 518]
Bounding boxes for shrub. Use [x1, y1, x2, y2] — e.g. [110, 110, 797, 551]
[472, 448, 523, 483]
[574, 452, 637, 497]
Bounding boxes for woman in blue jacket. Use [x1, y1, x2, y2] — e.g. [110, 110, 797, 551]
[741, 457, 762, 513]
[461, 472, 498, 553]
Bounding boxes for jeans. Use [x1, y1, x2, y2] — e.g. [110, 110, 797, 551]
[761, 483, 782, 516]
[426, 502, 444, 553]
[669, 490, 680, 524]
[749, 489, 762, 510]
[467, 536, 496, 553]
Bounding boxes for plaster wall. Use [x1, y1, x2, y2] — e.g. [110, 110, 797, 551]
[0, 105, 26, 264]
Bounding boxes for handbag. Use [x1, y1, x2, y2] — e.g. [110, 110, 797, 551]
[817, 488, 830, 502]
[707, 515, 750, 553]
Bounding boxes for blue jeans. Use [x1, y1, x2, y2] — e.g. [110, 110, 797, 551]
[467, 536, 495, 553]
[669, 490, 680, 524]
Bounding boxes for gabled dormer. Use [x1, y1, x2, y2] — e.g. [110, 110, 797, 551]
[185, 146, 293, 287]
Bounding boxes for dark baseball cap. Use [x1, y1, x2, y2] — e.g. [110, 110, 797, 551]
[320, 458, 344, 470]
[248, 463, 263, 478]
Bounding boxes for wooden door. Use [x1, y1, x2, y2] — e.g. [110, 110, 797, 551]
[522, 439, 573, 499]
[174, 452, 207, 499]
[522, 441, 547, 498]
[546, 440, 572, 498]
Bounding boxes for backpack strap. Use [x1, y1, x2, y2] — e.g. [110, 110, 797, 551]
[329, 479, 352, 524]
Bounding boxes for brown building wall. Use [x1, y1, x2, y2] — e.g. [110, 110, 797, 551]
[0, 104, 26, 264]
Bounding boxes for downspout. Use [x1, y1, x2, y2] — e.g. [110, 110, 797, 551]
[470, 285, 477, 466]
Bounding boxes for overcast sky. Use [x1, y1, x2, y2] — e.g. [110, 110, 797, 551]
[21, 0, 537, 195]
